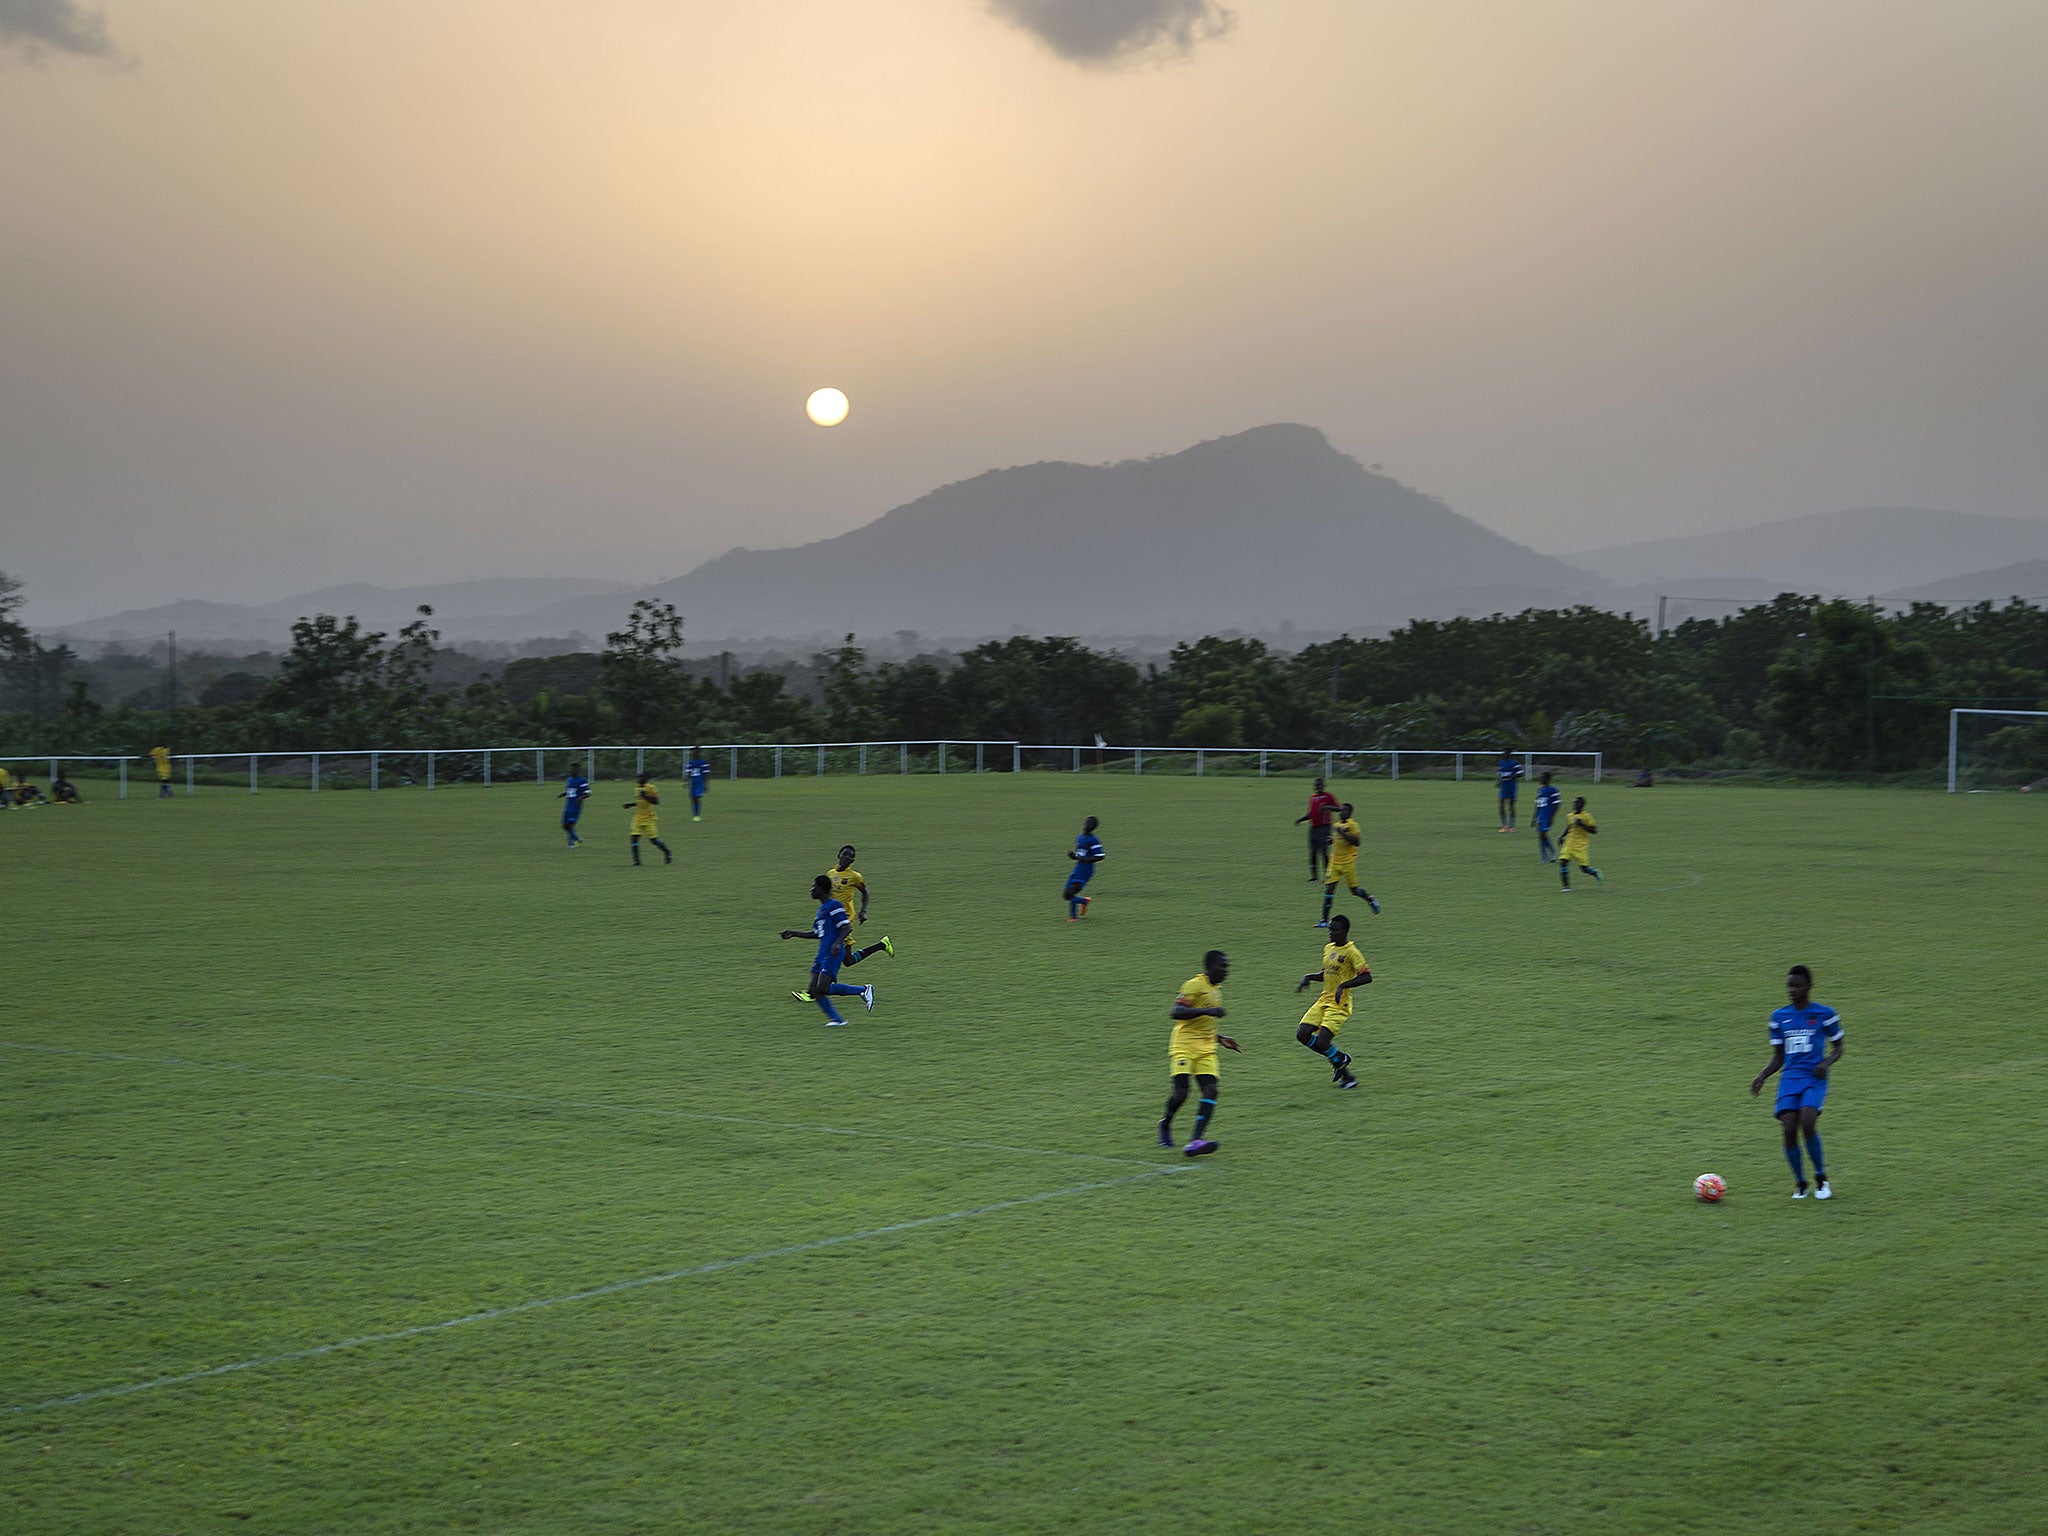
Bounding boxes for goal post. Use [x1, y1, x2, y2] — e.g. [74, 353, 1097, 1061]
[1948, 709, 2048, 793]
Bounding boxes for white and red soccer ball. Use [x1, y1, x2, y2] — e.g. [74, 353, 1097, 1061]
[1693, 1173, 1727, 1203]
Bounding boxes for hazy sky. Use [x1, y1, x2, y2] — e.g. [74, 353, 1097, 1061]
[5, 0, 2047, 623]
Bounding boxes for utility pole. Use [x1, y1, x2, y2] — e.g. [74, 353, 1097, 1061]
[166, 629, 178, 714]
[1647, 595, 1666, 779]
[1865, 596, 1878, 780]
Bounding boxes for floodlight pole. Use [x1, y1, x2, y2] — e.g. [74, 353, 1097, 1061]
[1648, 595, 1666, 779]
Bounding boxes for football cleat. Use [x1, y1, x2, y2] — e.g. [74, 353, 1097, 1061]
[879, 935, 895, 956]
[1814, 1180, 1832, 1200]
[1182, 1139, 1219, 1157]
[1336, 1072, 1360, 1089]
[1313, 919, 1330, 929]
[1367, 897, 1381, 914]
[1792, 1184, 1809, 1199]
[860, 984, 876, 1012]
[791, 990, 813, 1003]
[1158, 1120, 1175, 1149]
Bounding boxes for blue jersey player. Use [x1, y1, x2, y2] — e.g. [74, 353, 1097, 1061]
[685, 749, 712, 821]
[1750, 964, 1844, 1199]
[557, 771, 591, 847]
[1533, 771, 1562, 861]
[1064, 816, 1105, 920]
[780, 874, 872, 1026]
[1496, 752, 1524, 830]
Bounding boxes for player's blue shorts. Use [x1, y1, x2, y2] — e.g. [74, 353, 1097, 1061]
[812, 944, 842, 978]
[1774, 1074, 1829, 1115]
[1499, 784, 1518, 801]
[1534, 815, 1554, 832]
[1065, 862, 1096, 892]
[562, 806, 583, 825]
[690, 783, 706, 802]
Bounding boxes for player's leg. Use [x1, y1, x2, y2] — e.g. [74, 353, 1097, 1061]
[1559, 855, 1572, 889]
[1161, 1072, 1191, 1146]
[630, 833, 642, 865]
[806, 966, 849, 1024]
[1064, 877, 1084, 919]
[847, 935, 892, 963]
[1800, 1103, 1829, 1195]
[650, 837, 673, 863]
[1185, 1073, 1221, 1152]
[691, 792, 703, 821]
[1777, 1107, 1808, 1193]
[1348, 881, 1379, 915]
[1318, 881, 1336, 926]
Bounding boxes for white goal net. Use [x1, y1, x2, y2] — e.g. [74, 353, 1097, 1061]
[1948, 709, 2048, 793]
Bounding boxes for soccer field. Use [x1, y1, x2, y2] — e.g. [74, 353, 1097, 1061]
[4, 775, 2044, 1533]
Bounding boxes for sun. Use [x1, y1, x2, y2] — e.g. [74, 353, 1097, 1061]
[805, 387, 850, 427]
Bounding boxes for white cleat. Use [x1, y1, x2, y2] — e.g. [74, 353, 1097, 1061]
[1792, 1185, 1808, 1199]
[825, 1019, 848, 1027]
[1814, 1180, 1832, 1200]
[860, 984, 876, 1013]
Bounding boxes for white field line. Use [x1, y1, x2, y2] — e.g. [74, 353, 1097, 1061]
[2, 1166, 1193, 1419]
[1642, 870, 1705, 893]
[0, 1041, 1155, 1168]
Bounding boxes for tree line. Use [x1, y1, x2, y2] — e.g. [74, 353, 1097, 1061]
[5, 575, 2045, 778]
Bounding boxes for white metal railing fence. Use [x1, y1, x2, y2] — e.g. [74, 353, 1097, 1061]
[0, 742, 1602, 797]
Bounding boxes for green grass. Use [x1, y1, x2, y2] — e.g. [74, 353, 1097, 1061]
[3, 774, 2045, 1533]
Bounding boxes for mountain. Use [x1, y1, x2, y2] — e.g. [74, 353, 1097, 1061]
[1885, 559, 2048, 605]
[1566, 507, 2048, 595]
[56, 577, 631, 648]
[503, 425, 1606, 641]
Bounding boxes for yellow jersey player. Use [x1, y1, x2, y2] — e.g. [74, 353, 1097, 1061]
[623, 774, 673, 866]
[1557, 797, 1602, 891]
[150, 744, 174, 798]
[1295, 913, 1369, 1088]
[1159, 950, 1239, 1157]
[1316, 803, 1380, 928]
[829, 845, 895, 970]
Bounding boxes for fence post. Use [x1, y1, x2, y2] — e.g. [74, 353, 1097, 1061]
[535, 747, 544, 785]
[729, 746, 737, 779]
[1259, 750, 1267, 778]
[588, 748, 596, 782]
[635, 746, 645, 777]
[372, 751, 380, 791]
[1013, 744, 1021, 773]
[186, 757, 194, 796]
[119, 758, 127, 799]
[1073, 746, 1080, 772]
[1391, 750, 1400, 782]
[1134, 747, 1143, 775]
[428, 751, 436, 790]
[1456, 752, 1464, 782]
[51, 757, 59, 784]
[249, 753, 257, 793]
[1323, 751, 1333, 779]
[1594, 753, 1603, 784]
[817, 745, 825, 776]
[859, 744, 867, 775]
[976, 742, 984, 773]
[484, 750, 492, 787]
[773, 746, 782, 778]
[312, 753, 320, 793]
[1524, 750, 1534, 784]
[938, 741, 947, 775]
[901, 743, 908, 774]
[1196, 749, 1204, 777]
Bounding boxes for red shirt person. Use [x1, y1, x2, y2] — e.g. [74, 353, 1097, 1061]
[1295, 778, 1340, 882]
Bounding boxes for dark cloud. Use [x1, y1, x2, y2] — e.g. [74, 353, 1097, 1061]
[988, 0, 1233, 67]
[0, 0, 116, 62]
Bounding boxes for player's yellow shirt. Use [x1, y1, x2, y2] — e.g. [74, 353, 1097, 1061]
[630, 783, 660, 828]
[1328, 817, 1361, 866]
[1171, 973, 1223, 1049]
[150, 747, 172, 779]
[829, 866, 867, 915]
[0, 767, 10, 790]
[1560, 810, 1596, 859]
[1316, 941, 1367, 1002]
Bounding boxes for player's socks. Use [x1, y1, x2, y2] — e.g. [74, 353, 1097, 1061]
[652, 838, 673, 864]
[1158, 1119, 1175, 1149]
[1068, 897, 1083, 919]
[1803, 1132, 1825, 1183]
[851, 941, 889, 963]
[1589, 867, 1602, 885]
[1078, 896, 1089, 916]
[1321, 890, 1335, 921]
[814, 996, 846, 1024]
[826, 983, 862, 998]
[1192, 1096, 1216, 1141]
[1784, 1141, 1806, 1184]
[1352, 885, 1380, 914]
[1323, 1044, 1347, 1068]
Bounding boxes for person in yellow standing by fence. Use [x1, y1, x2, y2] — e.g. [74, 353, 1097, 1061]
[624, 773, 674, 867]
[150, 744, 174, 799]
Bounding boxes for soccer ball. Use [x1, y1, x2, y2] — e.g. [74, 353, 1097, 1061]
[1693, 1173, 1726, 1203]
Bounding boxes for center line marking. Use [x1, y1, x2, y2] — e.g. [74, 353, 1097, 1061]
[2, 1166, 1194, 1418]
[0, 1040, 1155, 1167]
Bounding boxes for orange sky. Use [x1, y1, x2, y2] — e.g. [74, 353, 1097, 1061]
[4, 0, 2046, 620]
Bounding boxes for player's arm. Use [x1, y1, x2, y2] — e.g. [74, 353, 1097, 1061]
[857, 881, 870, 923]
[1170, 1000, 1227, 1021]
[1340, 826, 1359, 847]
[1337, 968, 1373, 996]
[1216, 1035, 1242, 1053]
[1295, 971, 1321, 992]
[778, 928, 809, 940]
[1749, 1045, 1786, 1096]
[1813, 1024, 1845, 1079]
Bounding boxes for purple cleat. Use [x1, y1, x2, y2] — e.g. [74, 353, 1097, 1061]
[1157, 1120, 1175, 1149]
[1182, 1139, 1219, 1157]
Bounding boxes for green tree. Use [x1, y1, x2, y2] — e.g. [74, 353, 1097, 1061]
[599, 600, 689, 740]
[1171, 702, 1245, 748]
[1766, 600, 1935, 771]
